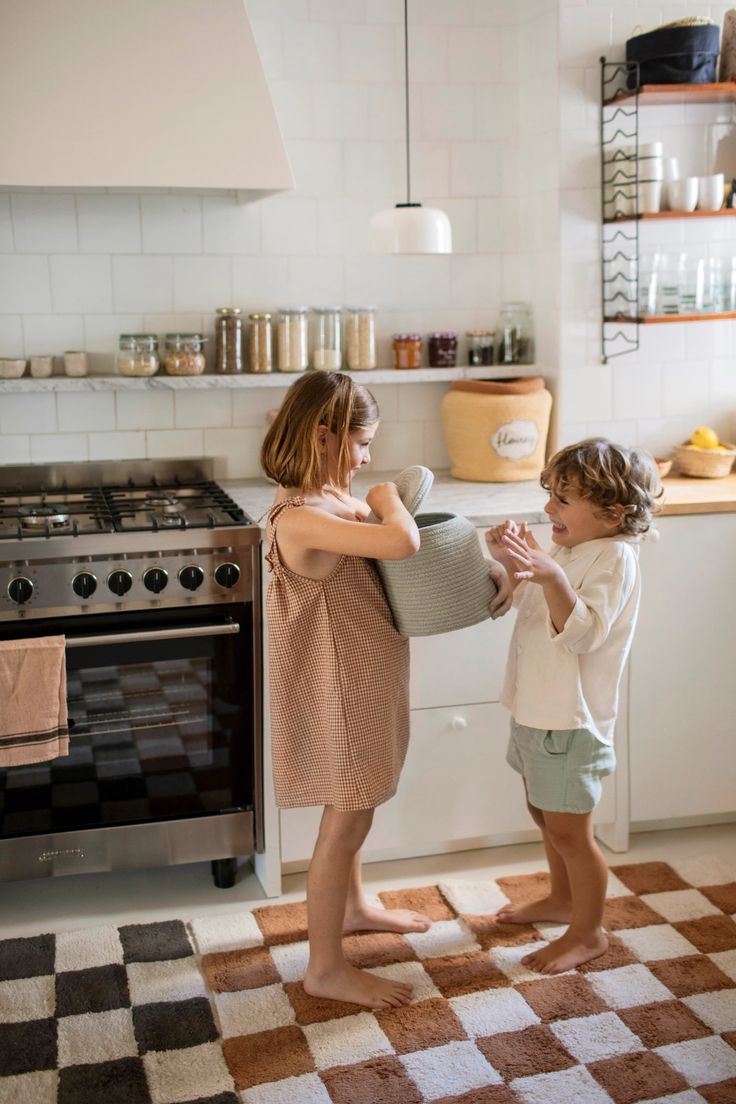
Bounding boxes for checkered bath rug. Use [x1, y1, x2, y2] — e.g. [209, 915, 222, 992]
[1, 859, 736, 1104]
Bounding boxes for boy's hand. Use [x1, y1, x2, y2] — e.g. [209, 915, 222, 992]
[485, 520, 519, 575]
[366, 481, 400, 518]
[502, 527, 561, 585]
[488, 560, 513, 618]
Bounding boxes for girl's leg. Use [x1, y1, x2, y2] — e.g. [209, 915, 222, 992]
[522, 810, 609, 974]
[303, 805, 413, 1009]
[344, 851, 432, 933]
[497, 784, 572, 924]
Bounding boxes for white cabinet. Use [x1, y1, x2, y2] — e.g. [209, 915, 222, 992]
[629, 513, 736, 824]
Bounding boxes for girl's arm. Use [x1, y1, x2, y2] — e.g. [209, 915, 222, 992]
[284, 483, 420, 561]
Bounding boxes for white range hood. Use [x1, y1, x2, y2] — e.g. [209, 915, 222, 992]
[0, 0, 294, 199]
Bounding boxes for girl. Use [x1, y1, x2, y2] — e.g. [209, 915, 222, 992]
[261, 371, 427, 1010]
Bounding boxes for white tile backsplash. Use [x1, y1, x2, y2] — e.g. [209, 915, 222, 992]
[76, 195, 142, 254]
[57, 391, 116, 433]
[141, 196, 203, 255]
[50, 256, 113, 314]
[11, 195, 77, 253]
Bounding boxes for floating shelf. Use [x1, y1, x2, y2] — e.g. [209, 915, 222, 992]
[604, 81, 736, 107]
[605, 313, 736, 325]
[0, 365, 541, 393]
[604, 209, 736, 224]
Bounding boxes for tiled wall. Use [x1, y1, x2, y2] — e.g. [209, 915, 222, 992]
[0, 0, 539, 477]
[557, 1, 736, 453]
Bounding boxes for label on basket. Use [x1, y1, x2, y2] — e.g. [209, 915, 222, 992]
[490, 419, 539, 461]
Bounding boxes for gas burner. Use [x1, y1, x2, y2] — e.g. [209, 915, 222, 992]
[144, 492, 181, 508]
[19, 506, 71, 530]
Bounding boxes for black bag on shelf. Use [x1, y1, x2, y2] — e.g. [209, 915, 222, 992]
[625, 23, 720, 88]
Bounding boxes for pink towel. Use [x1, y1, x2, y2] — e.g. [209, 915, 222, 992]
[0, 635, 69, 767]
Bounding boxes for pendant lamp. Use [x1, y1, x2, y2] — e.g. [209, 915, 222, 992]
[368, 0, 452, 254]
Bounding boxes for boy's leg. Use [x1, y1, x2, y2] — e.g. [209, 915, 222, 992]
[496, 784, 573, 924]
[344, 852, 432, 933]
[304, 805, 413, 1008]
[521, 809, 609, 974]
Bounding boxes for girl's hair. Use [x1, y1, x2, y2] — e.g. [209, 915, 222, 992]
[260, 371, 379, 491]
[541, 437, 663, 537]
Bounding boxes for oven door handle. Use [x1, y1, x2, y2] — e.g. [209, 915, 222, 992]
[66, 621, 240, 648]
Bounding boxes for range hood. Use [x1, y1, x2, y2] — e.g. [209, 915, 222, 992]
[0, 0, 294, 199]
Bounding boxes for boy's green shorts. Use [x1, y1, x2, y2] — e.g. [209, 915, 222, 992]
[507, 719, 615, 814]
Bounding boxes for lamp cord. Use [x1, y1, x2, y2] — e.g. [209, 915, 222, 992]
[404, 0, 411, 204]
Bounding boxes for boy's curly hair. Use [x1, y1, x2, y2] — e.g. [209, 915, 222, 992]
[541, 438, 663, 537]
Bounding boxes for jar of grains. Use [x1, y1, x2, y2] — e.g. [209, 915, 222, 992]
[214, 307, 244, 373]
[392, 333, 422, 369]
[164, 333, 206, 375]
[117, 334, 159, 377]
[466, 329, 496, 367]
[248, 312, 273, 373]
[277, 307, 308, 372]
[428, 332, 458, 367]
[345, 306, 376, 370]
[312, 307, 342, 370]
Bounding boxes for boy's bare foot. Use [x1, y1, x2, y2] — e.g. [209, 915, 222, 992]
[344, 903, 432, 934]
[495, 896, 572, 925]
[521, 928, 608, 974]
[304, 962, 413, 1009]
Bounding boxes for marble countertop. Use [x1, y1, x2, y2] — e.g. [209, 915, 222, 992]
[224, 469, 736, 529]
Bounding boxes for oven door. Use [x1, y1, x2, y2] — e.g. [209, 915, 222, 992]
[0, 605, 257, 874]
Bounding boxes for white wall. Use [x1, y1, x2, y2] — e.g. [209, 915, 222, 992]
[558, 0, 736, 453]
[0, 0, 541, 476]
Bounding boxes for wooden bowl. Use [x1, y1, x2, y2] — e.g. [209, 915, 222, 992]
[674, 441, 736, 478]
[655, 457, 673, 478]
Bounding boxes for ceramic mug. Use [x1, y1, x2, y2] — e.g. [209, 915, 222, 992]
[668, 177, 699, 213]
[697, 173, 725, 212]
[638, 181, 662, 214]
[64, 350, 89, 377]
[30, 355, 54, 378]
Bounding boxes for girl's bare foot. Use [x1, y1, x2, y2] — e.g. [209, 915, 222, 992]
[304, 962, 413, 1009]
[521, 928, 608, 974]
[344, 903, 432, 934]
[496, 896, 572, 925]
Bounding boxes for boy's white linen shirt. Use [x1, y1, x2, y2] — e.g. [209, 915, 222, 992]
[500, 537, 641, 744]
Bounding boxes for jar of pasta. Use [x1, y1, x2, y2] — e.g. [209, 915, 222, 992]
[392, 333, 422, 369]
[277, 308, 308, 372]
[248, 312, 273, 373]
[345, 306, 376, 370]
[312, 307, 342, 370]
[163, 333, 206, 375]
[117, 334, 159, 377]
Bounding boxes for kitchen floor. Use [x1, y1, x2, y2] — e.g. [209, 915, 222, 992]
[2, 823, 734, 940]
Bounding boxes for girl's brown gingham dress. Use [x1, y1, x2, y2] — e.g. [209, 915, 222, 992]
[265, 498, 410, 811]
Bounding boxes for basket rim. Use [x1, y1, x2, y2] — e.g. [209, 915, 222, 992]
[675, 440, 736, 456]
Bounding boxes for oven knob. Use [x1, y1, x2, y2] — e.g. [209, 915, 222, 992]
[215, 562, 240, 589]
[72, 571, 97, 599]
[143, 567, 168, 594]
[107, 569, 133, 597]
[7, 576, 34, 604]
[178, 564, 204, 591]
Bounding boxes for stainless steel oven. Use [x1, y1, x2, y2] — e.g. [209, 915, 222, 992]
[0, 460, 262, 887]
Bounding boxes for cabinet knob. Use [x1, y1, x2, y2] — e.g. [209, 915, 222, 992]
[450, 715, 468, 732]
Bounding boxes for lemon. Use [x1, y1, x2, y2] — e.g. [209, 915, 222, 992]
[690, 426, 720, 450]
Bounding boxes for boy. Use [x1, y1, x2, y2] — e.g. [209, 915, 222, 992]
[487, 438, 661, 974]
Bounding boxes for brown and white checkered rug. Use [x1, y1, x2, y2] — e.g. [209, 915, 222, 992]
[1, 858, 736, 1104]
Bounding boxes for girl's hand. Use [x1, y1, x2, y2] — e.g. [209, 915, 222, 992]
[366, 481, 400, 518]
[502, 527, 561, 585]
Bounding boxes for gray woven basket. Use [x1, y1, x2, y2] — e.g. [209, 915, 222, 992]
[369, 466, 497, 637]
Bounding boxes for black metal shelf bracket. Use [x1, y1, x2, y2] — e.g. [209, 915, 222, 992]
[600, 57, 641, 362]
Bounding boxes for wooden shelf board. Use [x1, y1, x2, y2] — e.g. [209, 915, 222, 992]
[605, 82, 736, 106]
[604, 209, 735, 224]
[605, 313, 736, 325]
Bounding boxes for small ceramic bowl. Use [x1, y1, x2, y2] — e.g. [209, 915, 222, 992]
[0, 358, 27, 379]
[655, 457, 673, 478]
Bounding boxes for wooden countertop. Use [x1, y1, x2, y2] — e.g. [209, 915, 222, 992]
[661, 472, 736, 515]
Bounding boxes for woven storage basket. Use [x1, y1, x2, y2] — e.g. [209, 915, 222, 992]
[441, 377, 552, 482]
[368, 466, 497, 637]
[674, 441, 736, 478]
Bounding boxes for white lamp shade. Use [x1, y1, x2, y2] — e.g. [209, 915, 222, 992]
[368, 204, 452, 254]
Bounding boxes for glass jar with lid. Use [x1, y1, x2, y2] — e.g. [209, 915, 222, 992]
[117, 334, 159, 377]
[312, 307, 342, 370]
[277, 307, 308, 372]
[163, 333, 206, 375]
[497, 302, 534, 365]
[248, 312, 273, 373]
[392, 333, 422, 369]
[466, 329, 495, 367]
[345, 306, 376, 370]
[214, 307, 244, 374]
[428, 332, 457, 367]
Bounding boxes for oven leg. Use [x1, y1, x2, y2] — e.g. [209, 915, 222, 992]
[211, 857, 238, 889]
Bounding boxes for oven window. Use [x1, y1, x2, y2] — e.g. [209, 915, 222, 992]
[0, 606, 254, 838]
